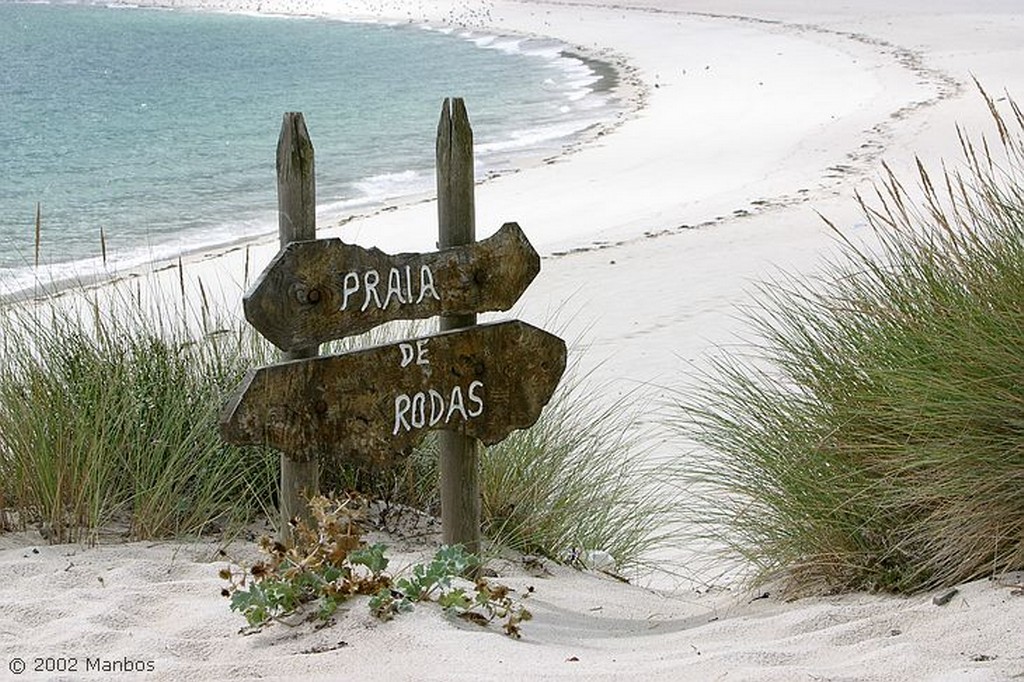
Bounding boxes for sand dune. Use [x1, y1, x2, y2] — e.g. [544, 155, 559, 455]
[4, 1, 1024, 679]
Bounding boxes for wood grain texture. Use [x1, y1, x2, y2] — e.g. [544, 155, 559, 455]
[437, 97, 481, 553]
[276, 112, 320, 538]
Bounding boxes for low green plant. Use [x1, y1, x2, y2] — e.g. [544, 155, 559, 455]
[221, 494, 532, 637]
[674, 86, 1024, 594]
[368, 543, 532, 638]
[221, 493, 390, 627]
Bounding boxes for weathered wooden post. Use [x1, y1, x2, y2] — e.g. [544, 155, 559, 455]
[222, 104, 567, 560]
[276, 112, 320, 543]
[436, 97, 481, 554]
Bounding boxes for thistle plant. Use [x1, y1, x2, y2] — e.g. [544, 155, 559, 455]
[221, 494, 532, 637]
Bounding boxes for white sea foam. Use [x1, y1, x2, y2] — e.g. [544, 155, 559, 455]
[352, 170, 427, 200]
[476, 118, 605, 155]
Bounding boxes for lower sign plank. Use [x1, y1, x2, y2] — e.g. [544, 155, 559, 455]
[219, 320, 567, 467]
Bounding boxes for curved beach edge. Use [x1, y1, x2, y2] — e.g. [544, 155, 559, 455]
[2, 2, 1023, 680]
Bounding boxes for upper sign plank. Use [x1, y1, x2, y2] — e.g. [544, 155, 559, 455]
[244, 222, 540, 351]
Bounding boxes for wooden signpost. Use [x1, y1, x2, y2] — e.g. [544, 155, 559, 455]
[221, 100, 566, 553]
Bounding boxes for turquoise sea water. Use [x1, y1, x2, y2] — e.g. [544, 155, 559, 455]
[0, 2, 618, 293]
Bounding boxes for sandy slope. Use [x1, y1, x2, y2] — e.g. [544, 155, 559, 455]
[2, 529, 1021, 680]
[3, 1, 1024, 680]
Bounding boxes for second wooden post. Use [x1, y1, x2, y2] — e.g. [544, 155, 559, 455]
[276, 112, 320, 544]
[436, 97, 481, 554]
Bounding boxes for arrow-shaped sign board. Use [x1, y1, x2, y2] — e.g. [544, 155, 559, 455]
[220, 320, 566, 468]
[244, 222, 540, 351]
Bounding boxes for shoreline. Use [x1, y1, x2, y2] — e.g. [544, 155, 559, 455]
[18, 0, 943, 316]
[4, 1, 1024, 679]
[1, 0, 639, 303]
[7, 0, 944, 306]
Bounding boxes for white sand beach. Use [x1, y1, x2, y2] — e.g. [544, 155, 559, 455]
[3, 0, 1024, 679]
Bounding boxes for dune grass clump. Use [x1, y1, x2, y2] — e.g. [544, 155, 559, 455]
[0, 283, 278, 543]
[312, 316, 674, 574]
[478, 372, 671, 573]
[325, 357, 672, 574]
[0, 281, 667, 573]
[676, 88, 1024, 594]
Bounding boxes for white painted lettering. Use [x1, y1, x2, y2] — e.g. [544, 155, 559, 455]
[384, 268, 405, 308]
[341, 266, 441, 312]
[393, 394, 411, 435]
[428, 389, 445, 426]
[399, 342, 416, 368]
[417, 265, 441, 304]
[361, 270, 383, 312]
[411, 392, 427, 429]
[399, 340, 430, 367]
[446, 385, 469, 423]
[393, 381, 484, 435]
[341, 272, 360, 311]
[467, 380, 484, 417]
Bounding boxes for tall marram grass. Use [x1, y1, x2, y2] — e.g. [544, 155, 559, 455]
[0, 282, 278, 543]
[676, 86, 1024, 594]
[329, 352, 675, 573]
[0, 278, 671, 570]
[479, 370, 672, 572]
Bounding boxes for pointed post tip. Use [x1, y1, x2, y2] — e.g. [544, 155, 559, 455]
[278, 113, 312, 152]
